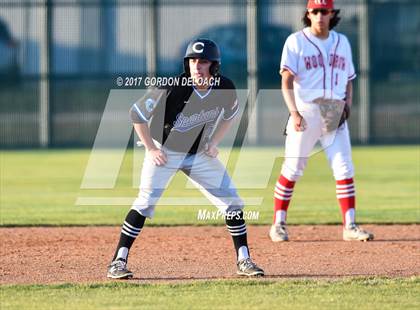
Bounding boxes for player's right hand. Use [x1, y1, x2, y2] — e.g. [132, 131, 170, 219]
[204, 142, 219, 158]
[148, 148, 168, 166]
[291, 112, 307, 132]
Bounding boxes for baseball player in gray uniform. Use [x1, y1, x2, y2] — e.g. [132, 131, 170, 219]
[107, 38, 264, 279]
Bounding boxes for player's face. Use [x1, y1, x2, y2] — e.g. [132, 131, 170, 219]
[307, 9, 333, 34]
[189, 58, 212, 83]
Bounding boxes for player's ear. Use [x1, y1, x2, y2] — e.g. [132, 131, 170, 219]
[210, 62, 220, 76]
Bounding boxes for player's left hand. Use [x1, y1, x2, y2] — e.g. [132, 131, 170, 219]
[205, 142, 219, 158]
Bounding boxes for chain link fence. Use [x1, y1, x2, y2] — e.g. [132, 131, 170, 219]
[0, 0, 418, 148]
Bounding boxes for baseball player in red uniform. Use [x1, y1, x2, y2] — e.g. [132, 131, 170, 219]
[269, 0, 374, 242]
[107, 38, 264, 279]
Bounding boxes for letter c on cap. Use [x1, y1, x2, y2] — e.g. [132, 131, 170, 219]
[192, 42, 204, 53]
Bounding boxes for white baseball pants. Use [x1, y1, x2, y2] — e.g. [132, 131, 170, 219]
[281, 103, 354, 181]
[131, 146, 244, 218]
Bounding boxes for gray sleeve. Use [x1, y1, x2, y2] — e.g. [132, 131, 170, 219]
[129, 88, 166, 123]
[222, 86, 239, 121]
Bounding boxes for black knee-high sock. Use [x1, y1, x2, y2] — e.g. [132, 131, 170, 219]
[225, 210, 249, 261]
[112, 209, 146, 262]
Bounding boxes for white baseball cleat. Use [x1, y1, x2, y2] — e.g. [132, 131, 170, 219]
[343, 223, 374, 241]
[269, 223, 289, 242]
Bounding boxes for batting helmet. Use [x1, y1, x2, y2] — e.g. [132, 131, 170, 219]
[183, 38, 221, 76]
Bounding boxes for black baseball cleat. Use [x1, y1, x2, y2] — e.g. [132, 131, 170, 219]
[107, 260, 133, 279]
[237, 258, 264, 277]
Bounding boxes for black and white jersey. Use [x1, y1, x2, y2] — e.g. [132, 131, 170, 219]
[130, 74, 239, 154]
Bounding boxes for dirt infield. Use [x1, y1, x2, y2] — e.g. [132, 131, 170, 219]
[1, 225, 419, 285]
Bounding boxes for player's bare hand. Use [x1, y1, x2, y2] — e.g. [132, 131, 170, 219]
[291, 112, 307, 132]
[205, 142, 219, 158]
[148, 148, 167, 166]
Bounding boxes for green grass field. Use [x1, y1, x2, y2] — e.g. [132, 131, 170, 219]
[1, 146, 419, 309]
[1, 278, 419, 310]
[1, 146, 419, 226]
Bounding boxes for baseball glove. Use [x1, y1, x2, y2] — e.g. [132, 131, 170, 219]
[314, 98, 346, 132]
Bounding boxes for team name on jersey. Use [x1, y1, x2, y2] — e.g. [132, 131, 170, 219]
[173, 107, 220, 133]
[304, 53, 346, 71]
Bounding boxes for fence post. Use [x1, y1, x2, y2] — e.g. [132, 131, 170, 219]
[146, 0, 158, 77]
[358, 0, 371, 144]
[247, 0, 258, 145]
[39, 0, 52, 147]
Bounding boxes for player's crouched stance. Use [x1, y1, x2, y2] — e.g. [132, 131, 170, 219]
[269, 0, 373, 243]
[107, 38, 264, 279]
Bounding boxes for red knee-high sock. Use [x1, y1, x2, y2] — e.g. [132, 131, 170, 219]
[273, 175, 295, 224]
[336, 178, 356, 227]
